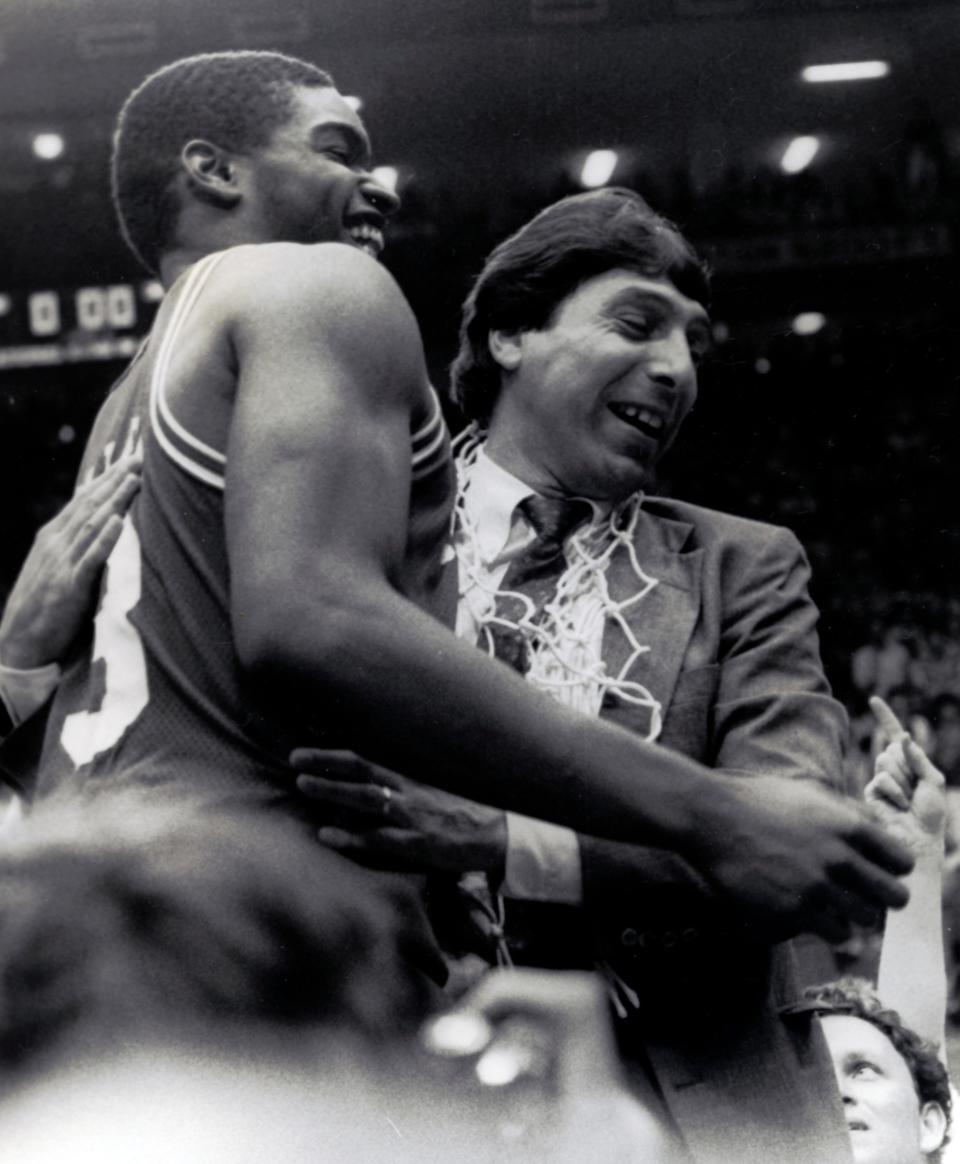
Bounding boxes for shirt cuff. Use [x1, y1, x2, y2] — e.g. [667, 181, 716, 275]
[0, 660, 61, 728]
[503, 812, 583, 905]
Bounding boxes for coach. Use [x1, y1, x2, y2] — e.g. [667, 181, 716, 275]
[296, 188, 858, 1162]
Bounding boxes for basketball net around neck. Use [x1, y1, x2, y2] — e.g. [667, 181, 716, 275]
[452, 425, 663, 738]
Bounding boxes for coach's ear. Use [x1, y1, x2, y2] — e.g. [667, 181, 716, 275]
[488, 329, 524, 373]
[180, 140, 242, 209]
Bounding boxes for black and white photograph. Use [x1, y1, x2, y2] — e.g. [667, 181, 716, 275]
[0, 2, 957, 1160]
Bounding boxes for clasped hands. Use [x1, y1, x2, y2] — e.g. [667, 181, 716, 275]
[292, 693, 941, 946]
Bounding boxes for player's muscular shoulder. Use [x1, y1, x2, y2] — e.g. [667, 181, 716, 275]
[212, 242, 428, 411]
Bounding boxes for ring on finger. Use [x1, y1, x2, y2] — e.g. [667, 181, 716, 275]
[381, 785, 392, 817]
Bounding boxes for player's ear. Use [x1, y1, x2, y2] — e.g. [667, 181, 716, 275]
[180, 140, 242, 209]
[488, 329, 524, 373]
[919, 1101, 947, 1154]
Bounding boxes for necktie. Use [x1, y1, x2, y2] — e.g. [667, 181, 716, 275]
[490, 494, 592, 673]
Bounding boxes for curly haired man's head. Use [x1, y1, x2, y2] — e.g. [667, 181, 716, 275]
[806, 980, 951, 1164]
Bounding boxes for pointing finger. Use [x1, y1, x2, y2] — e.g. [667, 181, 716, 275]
[869, 695, 909, 748]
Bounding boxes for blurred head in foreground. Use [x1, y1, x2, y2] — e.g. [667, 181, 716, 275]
[0, 789, 430, 1078]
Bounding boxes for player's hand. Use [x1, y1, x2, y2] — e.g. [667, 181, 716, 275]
[292, 748, 508, 878]
[686, 774, 915, 944]
[0, 456, 141, 670]
[866, 694, 946, 858]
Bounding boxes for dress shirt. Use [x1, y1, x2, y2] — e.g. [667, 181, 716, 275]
[456, 447, 614, 905]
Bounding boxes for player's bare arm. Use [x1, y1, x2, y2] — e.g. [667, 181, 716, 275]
[214, 243, 913, 925]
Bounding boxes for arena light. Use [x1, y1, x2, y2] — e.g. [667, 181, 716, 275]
[371, 165, 399, 194]
[781, 135, 821, 175]
[343, 95, 363, 112]
[32, 132, 65, 161]
[802, 61, 890, 84]
[792, 311, 827, 336]
[579, 149, 619, 189]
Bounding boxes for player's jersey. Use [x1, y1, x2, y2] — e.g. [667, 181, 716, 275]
[36, 249, 457, 816]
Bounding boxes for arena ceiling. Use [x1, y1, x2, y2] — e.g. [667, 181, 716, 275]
[0, 0, 957, 288]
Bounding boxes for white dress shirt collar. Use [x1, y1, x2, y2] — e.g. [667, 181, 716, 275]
[461, 446, 613, 565]
[461, 447, 536, 562]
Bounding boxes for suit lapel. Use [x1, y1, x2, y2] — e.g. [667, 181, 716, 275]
[601, 503, 703, 729]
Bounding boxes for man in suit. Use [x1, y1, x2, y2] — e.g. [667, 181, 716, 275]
[295, 188, 862, 1161]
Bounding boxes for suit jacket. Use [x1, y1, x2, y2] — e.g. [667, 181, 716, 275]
[505, 495, 853, 1163]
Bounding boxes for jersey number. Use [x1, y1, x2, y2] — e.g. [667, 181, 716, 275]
[61, 516, 149, 766]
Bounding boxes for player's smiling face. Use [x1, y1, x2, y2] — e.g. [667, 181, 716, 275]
[822, 1014, 947, 1164]
[485, 269, 710, 503]
[246, 84, 398, 256]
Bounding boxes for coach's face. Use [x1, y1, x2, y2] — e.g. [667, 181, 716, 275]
[247, 85, 399, 258]
[822, 1014, 947, 1164]
[484, 269, 709, 503]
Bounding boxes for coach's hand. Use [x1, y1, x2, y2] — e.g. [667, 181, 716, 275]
[0, 455, 141, 670]
[292, 748, 508, 879]
[686, 775, 915, 943]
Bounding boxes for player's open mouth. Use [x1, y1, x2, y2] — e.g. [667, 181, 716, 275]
[346, 221, 385, 258]
[847, 1120, 869, 1132]
[608, 402, 665, 440]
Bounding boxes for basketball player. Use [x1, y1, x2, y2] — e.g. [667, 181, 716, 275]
[16, 51, 913, 935]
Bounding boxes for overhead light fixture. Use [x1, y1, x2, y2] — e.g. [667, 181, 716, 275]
[32, 132, 65, 160]
[802, 61, 890, 84]
[140, 280, 165, 303]
[371, 166, 399, 194]
[792, 312, 827, 336]
[781, 135, 821, 175]
[343, 95, 363, 112]
[579, 149, 619, 189]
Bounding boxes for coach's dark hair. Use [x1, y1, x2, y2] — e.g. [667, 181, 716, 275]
[806, 979, 951, 1161]
[111, 51, 334, 274]
[450, 188, 711, 425]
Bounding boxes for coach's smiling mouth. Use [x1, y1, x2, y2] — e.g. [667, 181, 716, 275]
[608, 402, 665, 440]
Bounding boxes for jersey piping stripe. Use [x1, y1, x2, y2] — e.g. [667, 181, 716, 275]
[410, 388, 447, 480]
[149, 256, 447, 489]
[149, 253, 230, 490]
[411, 387, 441, 450]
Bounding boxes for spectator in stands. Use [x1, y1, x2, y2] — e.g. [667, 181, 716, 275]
[930, 695, 960, 789]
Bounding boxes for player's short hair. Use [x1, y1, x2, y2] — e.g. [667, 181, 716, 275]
[805, 979, 952, 1160]
[0, 789, 430, 1079]
[111, 50, 334, 274]
[450, 188, 711, 425]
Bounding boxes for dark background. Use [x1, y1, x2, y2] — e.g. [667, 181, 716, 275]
[1, 0, 958, 718]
